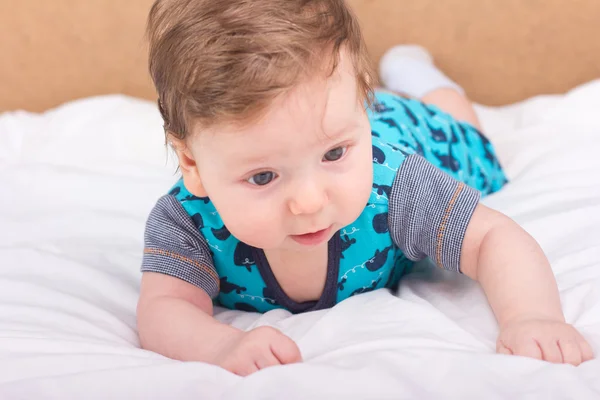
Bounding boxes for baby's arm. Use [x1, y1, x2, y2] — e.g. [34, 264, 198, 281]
[460, 204, 594, 365]
[137, 272, 236, 361]
[137, 195, 301, 375]
[137, 272, 301, 375]
[389, 154, 594, 365]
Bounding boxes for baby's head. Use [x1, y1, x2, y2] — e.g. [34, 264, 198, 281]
[148, 0, 375, 251]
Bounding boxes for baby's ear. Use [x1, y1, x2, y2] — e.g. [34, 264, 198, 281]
[168, 134, 208, 197]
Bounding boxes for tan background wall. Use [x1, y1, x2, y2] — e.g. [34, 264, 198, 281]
[1, 0, 599, 111]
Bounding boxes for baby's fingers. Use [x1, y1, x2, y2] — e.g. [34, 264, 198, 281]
[235, 361, 259, 377]
[255, 349, 282, 370]
[513, 340, 543, 361]
[496, 340, 512, 355]
[558, 339, 582, 366]
[539, 339, 563, 364]
[271, 335, 302, 365]
[578, 336, 595, 363]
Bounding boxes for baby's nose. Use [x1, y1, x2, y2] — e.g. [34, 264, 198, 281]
[288, 180, 328, 216]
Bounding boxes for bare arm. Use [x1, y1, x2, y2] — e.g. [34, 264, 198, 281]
[137, 272, 240, 362]
[460, 205, 563, 326]
[460, 204, 594, 364]
[137, 272, 302, 375]
[138, 196, 301, 374]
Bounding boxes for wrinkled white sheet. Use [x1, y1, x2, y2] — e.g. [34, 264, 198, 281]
[0, 81, 599, 399]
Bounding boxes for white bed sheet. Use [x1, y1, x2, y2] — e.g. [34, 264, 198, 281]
[0, 81, 599, 399]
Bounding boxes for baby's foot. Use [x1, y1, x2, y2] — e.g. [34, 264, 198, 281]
[379, 44, 464, 98]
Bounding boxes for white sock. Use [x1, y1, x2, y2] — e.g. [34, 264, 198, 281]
[378, 45, 464, 98]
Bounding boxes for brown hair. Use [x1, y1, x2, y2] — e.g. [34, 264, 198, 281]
[147, 0, 374, 140]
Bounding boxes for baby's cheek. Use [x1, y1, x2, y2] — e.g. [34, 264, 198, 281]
[220, 203, 282, 247]
[342, 161, 373, 217]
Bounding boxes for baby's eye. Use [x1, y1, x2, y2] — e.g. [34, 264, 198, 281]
[323, 146, 347, 162]
[247, 171, 277, 186]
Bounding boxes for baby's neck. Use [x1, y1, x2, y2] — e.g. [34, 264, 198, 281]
[263, 242, 330, 303]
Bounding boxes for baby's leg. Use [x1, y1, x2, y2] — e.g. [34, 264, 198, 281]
[379, 45, 508, 196]
[421, 88, 481, 130]
[379, 45, 481, 130]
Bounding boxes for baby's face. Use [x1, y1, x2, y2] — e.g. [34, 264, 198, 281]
[183, 50, 373, 252]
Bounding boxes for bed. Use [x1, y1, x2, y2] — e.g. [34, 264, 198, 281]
[1, 1, 599, 399]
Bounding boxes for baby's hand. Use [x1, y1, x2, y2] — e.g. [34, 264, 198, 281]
[211, 326, 302, 376]
[497, 317, 594, 366]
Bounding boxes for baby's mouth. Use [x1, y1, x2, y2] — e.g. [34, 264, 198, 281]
[290, 226, 333, 246]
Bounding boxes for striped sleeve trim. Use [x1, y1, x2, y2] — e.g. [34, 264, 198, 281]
[141, 194, 220, 298]
[143, 248, 220, 282]
[388, 154, 480, 272]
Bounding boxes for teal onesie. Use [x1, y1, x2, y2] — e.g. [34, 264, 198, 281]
[142, 91, 507, 313]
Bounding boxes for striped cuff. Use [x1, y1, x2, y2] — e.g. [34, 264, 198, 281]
[389, 154, 480, 272]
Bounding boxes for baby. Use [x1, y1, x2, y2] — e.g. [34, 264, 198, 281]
[137, 0, 593, 376]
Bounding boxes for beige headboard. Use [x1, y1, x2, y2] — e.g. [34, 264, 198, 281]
[2, 0, 599, 111]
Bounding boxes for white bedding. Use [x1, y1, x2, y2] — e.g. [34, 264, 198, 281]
[1, 81, 599, 399]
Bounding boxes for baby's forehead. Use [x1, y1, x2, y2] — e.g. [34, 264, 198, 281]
[192, 50, 363, 149]
[200, 72, 360, 142]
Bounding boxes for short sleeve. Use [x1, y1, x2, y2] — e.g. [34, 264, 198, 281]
[388, 154, 480, 272]
[141, 194, 220, 298]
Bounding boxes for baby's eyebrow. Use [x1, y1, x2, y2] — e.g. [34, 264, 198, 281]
[321, 120, 357, 142]
[235, 153, 271, 167]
